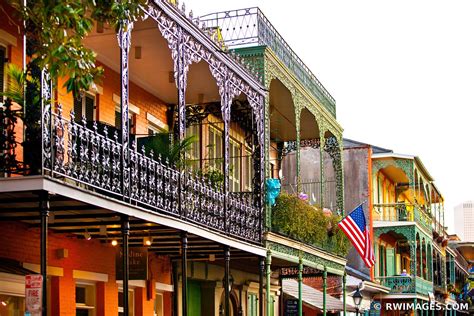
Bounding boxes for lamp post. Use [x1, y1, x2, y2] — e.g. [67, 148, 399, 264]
[352, 287, 363, 316]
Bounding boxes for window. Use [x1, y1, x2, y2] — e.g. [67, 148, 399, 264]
[148, 123, 162, 136]
[115, 104, 134, 133]
[75, 283, 96, 316]
[229, 139, 241, 192]
[118, 290, 134, 316]
[243, 148, 253, 192]
[74, 93, 95, 123]
[0, 45, 6, 103]
[247, 293, 257, 316]
[208, 126, 222, 171]
[154, 293, 163, 316]
[185, 124, 200, 170]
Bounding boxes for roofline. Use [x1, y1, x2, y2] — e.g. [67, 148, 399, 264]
[343, 138, 393, 153]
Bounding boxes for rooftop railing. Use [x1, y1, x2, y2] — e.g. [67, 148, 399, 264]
[199, 7, 337, 117]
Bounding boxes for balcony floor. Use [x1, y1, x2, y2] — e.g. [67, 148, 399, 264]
[0, 176, 266, 258]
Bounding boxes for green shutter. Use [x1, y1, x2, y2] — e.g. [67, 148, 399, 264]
[187, 281, 201, 316]
[247, 293, 257, 316]
[374, 243, 379, 277]
[269, 296, 275, 316]
[386, 248, 395, 276]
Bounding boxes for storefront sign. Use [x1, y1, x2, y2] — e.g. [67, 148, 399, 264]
[116, 247, 148, 280]
[285, 299, 299, 316]
[25, 274, 43, 314]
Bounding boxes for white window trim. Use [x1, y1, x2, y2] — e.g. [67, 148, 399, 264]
[23, 262, 63, 277]
[75, 281, 97, 312]
[0, 272, 25, 297]
[155, 282, 173, 292]
[147, 112, 168, 131]
[0, 29, 17, 47]
[113, 93, 139, 115]
[73, 270, 108, 283]
[76, 92, 97, 120]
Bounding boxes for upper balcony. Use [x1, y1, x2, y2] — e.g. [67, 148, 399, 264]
[0, 0, 266, 245]
[373, 203, 432, 233]
[199, 7, 337, 117]
[377, 276, 432, 296]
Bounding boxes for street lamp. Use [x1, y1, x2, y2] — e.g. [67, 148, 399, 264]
[352, 287, 363, 316]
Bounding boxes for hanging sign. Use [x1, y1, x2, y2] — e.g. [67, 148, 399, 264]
[285, 299, 299, 316]
[25, 274, 43, 314]
[116, 247, 148, 280]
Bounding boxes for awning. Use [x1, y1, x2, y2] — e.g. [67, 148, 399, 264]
[282, 279, 356, 312]
[0, 257, 36, 276]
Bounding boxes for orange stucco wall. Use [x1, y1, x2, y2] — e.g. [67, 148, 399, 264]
[0, 221, 172, 316]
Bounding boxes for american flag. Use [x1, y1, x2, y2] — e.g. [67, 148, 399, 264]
[338, 204, 375, 268]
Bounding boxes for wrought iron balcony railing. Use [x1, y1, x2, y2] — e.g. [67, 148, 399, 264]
[199, 7, 337, 117]
[377, 276, 433, 295]
[0, 101, 262, 244]
[377, 276, 414, 294]
[373, 203, 432, 232]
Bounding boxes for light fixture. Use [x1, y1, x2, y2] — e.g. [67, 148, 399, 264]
[143, 236, 152, 247]
[111, 239, 118, 246]
[135, 46, 142, 59]
[209, 254, 216, 262]
[1, 300, 7, 306]
[84, 229, 92, 241]
[353, 286, 363, 316]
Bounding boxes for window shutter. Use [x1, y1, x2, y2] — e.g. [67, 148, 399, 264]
[85, 95, 95, 121]
[73, 96, 82, 122]
[0, 46, 5, 102]
[386, 247, 395, 276]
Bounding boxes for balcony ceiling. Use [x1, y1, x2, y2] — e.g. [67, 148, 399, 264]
[84, 19, 220, 105]
[269, 79, 297, 141]
[380, 164, 410, 185]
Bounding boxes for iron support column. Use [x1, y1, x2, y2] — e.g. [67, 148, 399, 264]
[323, 266, 327, 316]
[266, 252, 272, 315]
[121, 216, 130, 316]
[343, 271, 347, 316]
[39, 192, 49, 316]
[224, 246, 231, 316]
[298, 257, 303, 316]
[259, 257, 265, 316]
[181, 232, 188, 316]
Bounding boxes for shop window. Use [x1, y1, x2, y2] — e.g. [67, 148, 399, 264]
[74, 93, 95, 123]
[0, 45, 6, 103]
[154, 293, 163, 316]
[118, 290, 134, 316]
[0, 294, 25, 316]
[75, 283, 96, 316]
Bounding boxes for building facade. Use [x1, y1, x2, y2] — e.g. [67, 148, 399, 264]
[453, 201, 474, 242]
[0, 1, 349, 316]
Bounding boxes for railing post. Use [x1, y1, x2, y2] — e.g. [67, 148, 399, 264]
[117, 21, 133, 201]
[298, 257, 303, 316]
[259, 257, 265, 316]
[323, 266, 327, 316]
[266, 251, 272, 315]
[343, 271, 347, 316]
[39, 191, 49, 316]
[224, 246, 231, 316]
[319, 131, 325, 208]
[121, 215, 130, 316]
[181, 232, 188, 316]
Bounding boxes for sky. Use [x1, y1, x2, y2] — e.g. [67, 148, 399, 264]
[187, 0, 474, 233]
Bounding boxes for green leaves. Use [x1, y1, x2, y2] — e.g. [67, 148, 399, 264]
[271, 192, 349, 256]
[9, 0, 147, 95]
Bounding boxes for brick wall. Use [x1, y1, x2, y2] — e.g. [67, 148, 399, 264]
[0, 221, 172, 316]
